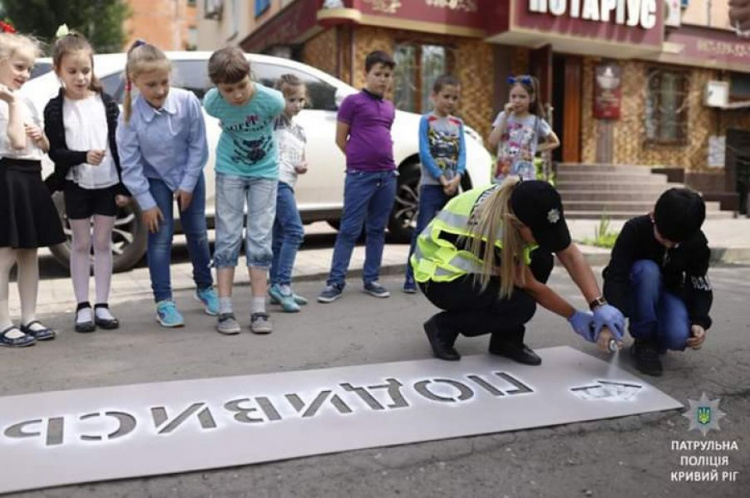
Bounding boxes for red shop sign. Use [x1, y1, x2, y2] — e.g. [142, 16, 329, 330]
[594, 63, 622, 119]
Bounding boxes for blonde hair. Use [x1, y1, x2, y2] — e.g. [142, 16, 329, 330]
[274, 73, 306, 100]
[52, 32, 102, 93]
[0, 32, 41, 68]
[464, 176, 525, 298]
[123, 42, 171, 123]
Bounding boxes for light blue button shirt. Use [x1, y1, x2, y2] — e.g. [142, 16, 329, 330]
[203, 84, 284, 179]
[116, 87, 208, 211]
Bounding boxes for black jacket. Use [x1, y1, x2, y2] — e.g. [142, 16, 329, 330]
[603, 215, 713, 329]
[43, 89, 129, 196]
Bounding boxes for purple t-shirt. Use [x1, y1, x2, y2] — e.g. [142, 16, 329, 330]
[337, 90, 396, 172]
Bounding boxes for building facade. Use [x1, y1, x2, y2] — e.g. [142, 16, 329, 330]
[202, 0, 750, 206]
[125, 0, 199, 50]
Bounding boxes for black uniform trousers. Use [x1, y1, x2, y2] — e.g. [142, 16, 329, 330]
[418, 248, 554, 348]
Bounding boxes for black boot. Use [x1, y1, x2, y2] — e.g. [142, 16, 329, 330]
[631, 339, 662, 377]
[423, 316, 461, 361]
[488, 328, 541, 366]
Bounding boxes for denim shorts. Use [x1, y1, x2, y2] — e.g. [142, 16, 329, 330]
[213, 173, 277, 268]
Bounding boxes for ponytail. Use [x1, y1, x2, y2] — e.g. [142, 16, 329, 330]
[465, 176, 525, 298]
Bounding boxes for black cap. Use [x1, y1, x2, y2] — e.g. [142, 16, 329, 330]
[653, 188, 706, 243]
[510, 180, 571, 253]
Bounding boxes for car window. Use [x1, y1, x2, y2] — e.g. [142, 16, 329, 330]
[252, 62, 337, 111]
[101, 71, 126, 103]
[31, 62, 53, 79]
[172, 60, 213, 100]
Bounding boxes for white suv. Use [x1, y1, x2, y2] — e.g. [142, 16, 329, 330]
[22, 52, 492, 272]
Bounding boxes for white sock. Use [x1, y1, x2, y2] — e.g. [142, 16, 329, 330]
[76, 307, 93, 324]
[279, 284, 292, 296]
[251, 297, 265, 315]
[219, 297, 233, 315]
[94, 306, 115, 321]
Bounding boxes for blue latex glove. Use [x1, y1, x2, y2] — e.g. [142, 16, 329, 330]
[593, 304, 625, 341]
[568, 310, 596, 342]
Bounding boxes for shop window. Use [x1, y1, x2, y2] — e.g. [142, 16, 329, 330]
[255, 0, 270, 17]
[393, 43, 454, 114]
[645, 67, 689, 145]
[730, 73, 750, 100]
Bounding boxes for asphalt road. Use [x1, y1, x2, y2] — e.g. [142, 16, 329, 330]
[1, 266, 748, 497]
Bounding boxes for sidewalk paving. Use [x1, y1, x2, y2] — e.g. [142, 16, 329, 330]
[12, 217, 750, 315]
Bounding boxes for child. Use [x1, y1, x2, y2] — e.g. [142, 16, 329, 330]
[603, 188, 712, 377]
[403, 74, 466, 294]
[317, 50, 397, 303]
[488, 75, 559, 184]
[116, 41, 218, 328]
[44, 31, 130, 333]
[0, 27, 65, 347]
[204, 46, 285, 335]
[269, 74, 308, 312]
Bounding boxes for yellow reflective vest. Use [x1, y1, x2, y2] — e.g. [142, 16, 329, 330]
[410, 186, 534, 283]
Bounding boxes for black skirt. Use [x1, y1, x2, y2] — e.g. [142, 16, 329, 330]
[0, 158, 65, 248]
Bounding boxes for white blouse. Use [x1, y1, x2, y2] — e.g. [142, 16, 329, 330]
[0, 96, 44, 160]
[64, 93, 118, 189]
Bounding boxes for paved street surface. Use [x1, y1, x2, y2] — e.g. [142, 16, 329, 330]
[2, 261, 748, 497]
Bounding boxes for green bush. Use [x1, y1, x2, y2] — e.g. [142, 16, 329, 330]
[582, 215, 619, 249]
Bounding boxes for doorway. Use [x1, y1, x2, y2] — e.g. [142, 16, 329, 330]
[551, 54, 582, 163]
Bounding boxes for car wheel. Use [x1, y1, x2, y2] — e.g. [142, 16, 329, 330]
[388, 160, 421, 243]
[48, 192, 148, 273]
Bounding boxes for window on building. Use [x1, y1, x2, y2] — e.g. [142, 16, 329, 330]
[255, 0, 270, 17]
[730, 72, 750, 100]
[393, 43, 454, 114]
[645, 67, 689, 145]
[187, 0, 197, 6]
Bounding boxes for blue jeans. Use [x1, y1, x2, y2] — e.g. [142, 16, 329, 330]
[406, 184, 450, 282]
[147, 175, 212, 302]
[629, 260, 690, 351]
[213, 174, 277, 269]
[270, 182, 305, 286]
[327, 170, 397, 287]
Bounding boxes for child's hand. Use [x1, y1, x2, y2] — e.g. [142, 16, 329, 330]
[0, 84, 15, 103]
[504, 102, 516, 114]
[143, 206, 164, 233]
[686, 325, 706, 350]
[25, 124, 44, 141]
[176, 189, 193, 211]
[295, 160, 308, 174]
[115, 195, 130, 208]
[86, 149, 106, 166]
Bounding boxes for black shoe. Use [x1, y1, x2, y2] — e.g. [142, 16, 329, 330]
[631, 340, 663, 377]
[489, 342, 542, 366]
[424, 316, 460, 361]
[74, 303, 96, 333]
[94, 304, 120, 330]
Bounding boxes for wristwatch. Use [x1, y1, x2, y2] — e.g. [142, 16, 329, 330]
[588, 296, 607, 311]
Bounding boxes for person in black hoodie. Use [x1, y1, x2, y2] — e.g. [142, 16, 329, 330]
[44, 30, 130, 333]
[603, 188, 712, 377]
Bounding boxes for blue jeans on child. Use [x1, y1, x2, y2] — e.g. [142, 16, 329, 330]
[270, 181, 305, 286]
[213, 173, 277, 269]
[327, 170, 397, 287]
[628, 260, 690, 351]
[405, 184, 450, 283]
[147, 174, 213, 302]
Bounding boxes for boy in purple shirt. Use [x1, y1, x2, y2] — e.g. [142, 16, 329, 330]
[318, 51, 397, 303]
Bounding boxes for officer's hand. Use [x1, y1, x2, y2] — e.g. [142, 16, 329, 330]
[593, 304, 625, 341]
[568, 310, 596, 342]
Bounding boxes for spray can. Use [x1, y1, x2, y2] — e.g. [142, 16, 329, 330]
[607, 338, 619, 353]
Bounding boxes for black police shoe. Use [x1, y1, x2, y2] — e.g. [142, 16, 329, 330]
[423, 316, 460, 361]
[631, 340, 663, 377]
[489, 341, 542, 366]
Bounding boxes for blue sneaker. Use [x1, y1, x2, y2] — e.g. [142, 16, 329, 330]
[403, 276, 417, 294]
[269, 291, 308, 306]
[268, 284, 300, 313]
[317, 283, 343, 303]
[156, 300, 184, 328]
[195, 287, 219, 316]
[364, 281, 390, 298]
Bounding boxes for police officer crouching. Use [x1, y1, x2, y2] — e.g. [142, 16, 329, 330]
[411, 177, 626, 364]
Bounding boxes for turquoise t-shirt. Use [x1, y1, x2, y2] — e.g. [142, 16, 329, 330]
[203, 84, 285, 178]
